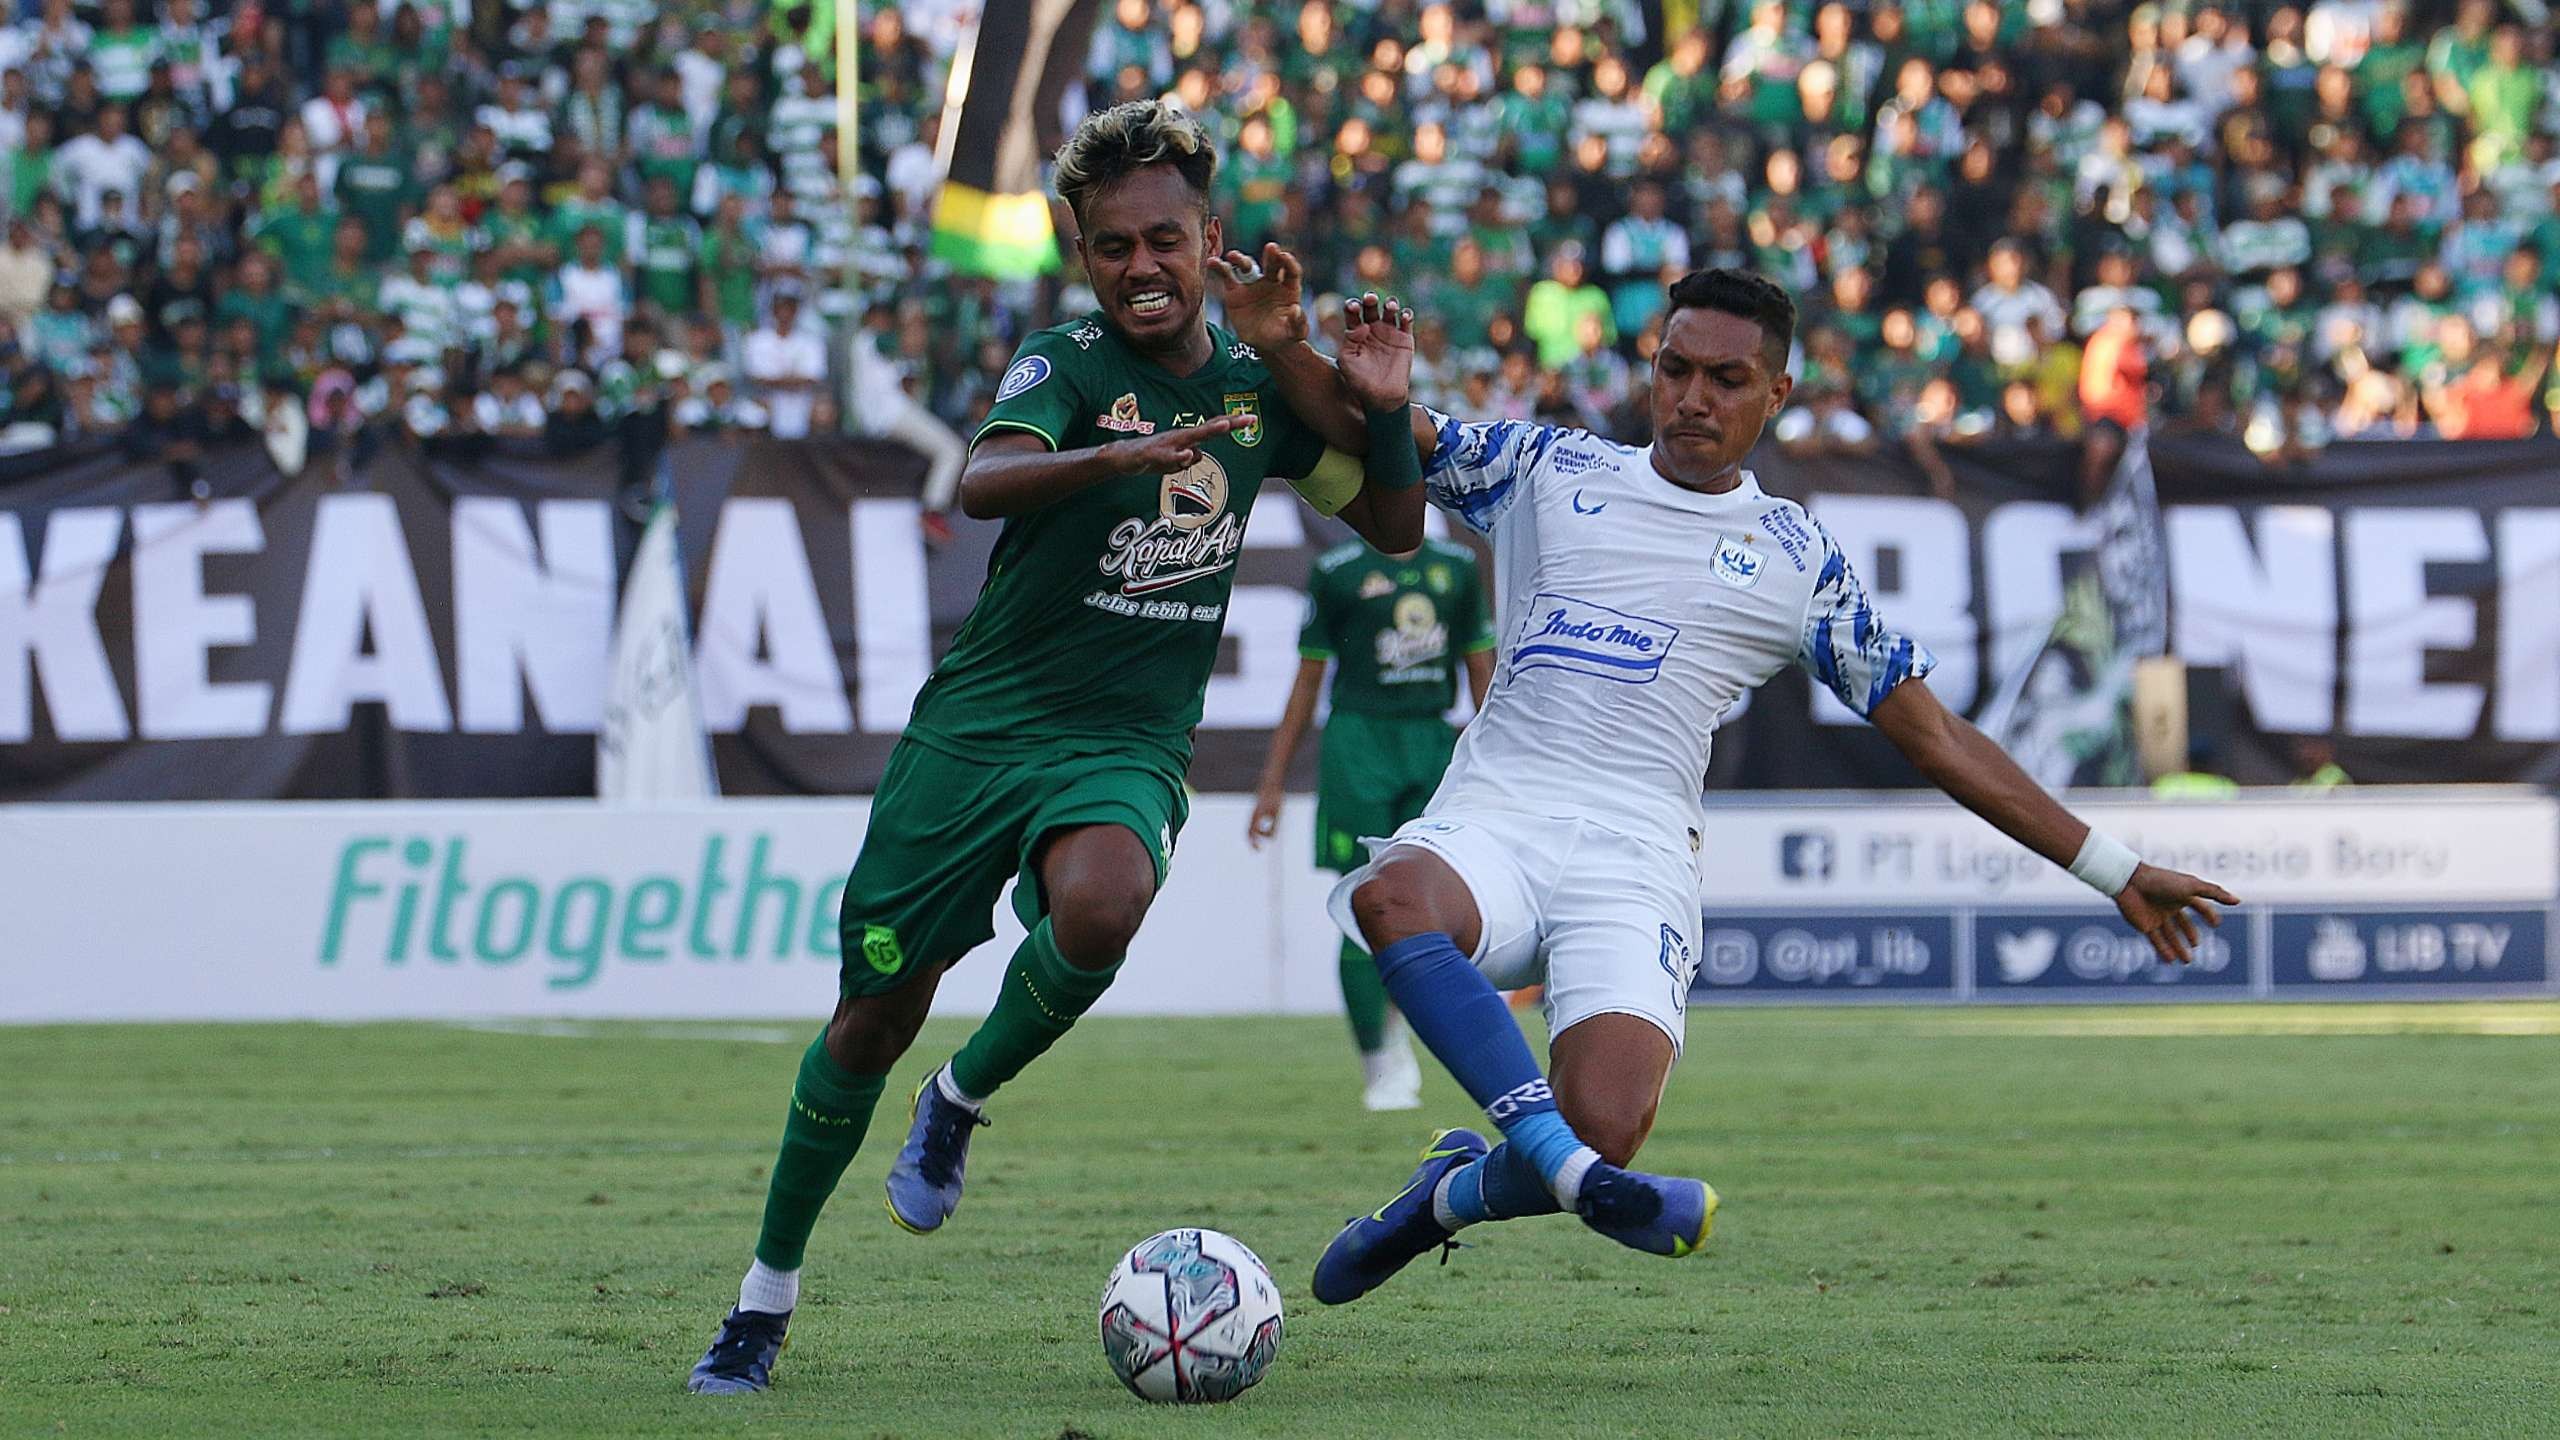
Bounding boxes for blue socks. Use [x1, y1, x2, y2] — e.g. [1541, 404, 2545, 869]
[1372, 932, 1599, 1204]
[1436, 1143, 1566, 1228]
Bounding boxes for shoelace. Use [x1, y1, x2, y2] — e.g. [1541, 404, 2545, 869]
[916, 1100, 990, 1186]
[708, 1316, 783, 1371]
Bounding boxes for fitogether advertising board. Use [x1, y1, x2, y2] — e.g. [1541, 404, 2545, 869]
[2, 791, 2549, 1023]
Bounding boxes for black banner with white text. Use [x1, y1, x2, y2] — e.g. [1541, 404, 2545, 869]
[3, 434, 2555, 800]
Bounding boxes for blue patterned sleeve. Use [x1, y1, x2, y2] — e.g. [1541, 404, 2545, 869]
[1795, 516, 1937, 718]
[1419, 407, 1555, 534]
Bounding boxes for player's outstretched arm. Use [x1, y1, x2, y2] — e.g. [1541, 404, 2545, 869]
[1213, 243, 1365, 452]
[956, 417, 1249, 519]
[1869, 678, 2242, 964]
[1329, 291, 1426, 554]
[1248, 656, 1327, 849]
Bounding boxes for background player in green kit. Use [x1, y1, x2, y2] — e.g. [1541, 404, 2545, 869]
[686, 100, 1428, 1394]
[1248, 538, 1494, 1110]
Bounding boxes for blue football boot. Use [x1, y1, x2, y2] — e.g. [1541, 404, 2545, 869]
[1311, 1128, 1491, 1305]
[686, 1306, 789, 1394]
[883, 1066, 988, 1234]
[1575, 1162, 1718, 1258]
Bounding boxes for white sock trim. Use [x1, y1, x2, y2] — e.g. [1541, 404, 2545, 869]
[1431, 1170, 1472, 1232]
[936, 1063, 985, 1112]
[739, 1258, 799, 1315]
[1548, 1146, 1601, 1208]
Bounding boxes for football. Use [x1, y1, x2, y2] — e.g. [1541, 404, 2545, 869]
[1097, 1228, 1285, 1403]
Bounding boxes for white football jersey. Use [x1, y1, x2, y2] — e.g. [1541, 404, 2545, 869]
[1418, 410, 1935, 851]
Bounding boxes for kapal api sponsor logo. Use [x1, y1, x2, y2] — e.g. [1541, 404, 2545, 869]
[1374, 592, 1448, 682]
[1098, 456, 1242, 598]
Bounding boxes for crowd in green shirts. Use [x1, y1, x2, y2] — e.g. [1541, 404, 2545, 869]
[2, 1, 2557, 463]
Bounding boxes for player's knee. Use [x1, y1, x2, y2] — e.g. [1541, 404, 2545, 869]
[826, 989, 930, 1074]
[1348, 867, 1443, 951]
[1048, 874, 1153, 970]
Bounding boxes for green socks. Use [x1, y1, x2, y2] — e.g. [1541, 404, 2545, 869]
[1340, 938, 1390, 1053]
[753, 1034, 887, 1271]
[947, 919, 1122, 1100]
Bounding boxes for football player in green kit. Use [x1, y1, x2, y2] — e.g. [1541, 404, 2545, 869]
[1248, 537, 1495, 1109]
[687, 99, 1428, 1393]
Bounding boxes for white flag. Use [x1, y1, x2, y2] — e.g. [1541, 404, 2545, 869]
[598, 502, 718, 802]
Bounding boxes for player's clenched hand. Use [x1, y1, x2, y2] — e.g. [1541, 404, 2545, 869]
[2114, 863, 2242, 965]
[1337, 292, 1415, 412]
[1246, 780, 1284, 849]
[1099, 413, 1251, 476]
[1210, 243, 1308, 352]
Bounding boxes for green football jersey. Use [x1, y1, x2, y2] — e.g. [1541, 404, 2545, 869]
[908, 313, 1330, 765]
[1299, 537, 1494, 718]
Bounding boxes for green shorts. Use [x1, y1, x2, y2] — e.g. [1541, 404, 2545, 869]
[1314, 709, 1460, 873]
[836, 737, 1189, 997]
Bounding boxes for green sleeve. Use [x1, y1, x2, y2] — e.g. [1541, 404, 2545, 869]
[974, 330, 1090, 451]
[1456, 551, 1497, 653]
[1297, 560, 1336, 660]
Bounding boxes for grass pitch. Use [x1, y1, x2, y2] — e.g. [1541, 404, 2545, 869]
[5, 1005, 2556, 1438]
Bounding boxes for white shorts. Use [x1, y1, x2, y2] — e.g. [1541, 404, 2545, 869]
[1326, 810, 1705, 1058]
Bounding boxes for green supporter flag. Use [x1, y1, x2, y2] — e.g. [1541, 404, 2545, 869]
[929, 0, 1102, 280]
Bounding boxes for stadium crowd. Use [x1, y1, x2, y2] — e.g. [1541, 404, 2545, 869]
[0, 0, 2556, 483]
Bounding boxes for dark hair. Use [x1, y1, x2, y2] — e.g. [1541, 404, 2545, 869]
[1662, 268, 1797, 370]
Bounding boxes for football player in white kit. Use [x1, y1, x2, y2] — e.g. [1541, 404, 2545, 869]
[1306, 268, 2240, 1305]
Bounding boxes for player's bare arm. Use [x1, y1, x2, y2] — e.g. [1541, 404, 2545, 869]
[1248, 656, 1327, 847]
[1327, 293, 1427, 552]
[956, 415, 1249, 519]
[1213, 243, 1365, 450]
[1218, 246, 1425, 552]
[1868, 678, 2242, 964]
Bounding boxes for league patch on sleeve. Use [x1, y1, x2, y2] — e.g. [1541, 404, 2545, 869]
[995, 354, 1051, 402]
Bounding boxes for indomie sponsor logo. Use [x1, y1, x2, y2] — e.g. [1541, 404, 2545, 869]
[1512, 592, 1677, 684]
[318, 833, 848, 990]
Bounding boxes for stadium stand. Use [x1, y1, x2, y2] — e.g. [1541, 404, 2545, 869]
[0, 0, 2553, 473]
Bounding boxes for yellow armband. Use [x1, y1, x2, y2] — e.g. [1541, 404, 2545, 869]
[1288, 446, 1364, 516]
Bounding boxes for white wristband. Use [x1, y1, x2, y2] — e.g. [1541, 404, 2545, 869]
[2068, 831, 2140, 896]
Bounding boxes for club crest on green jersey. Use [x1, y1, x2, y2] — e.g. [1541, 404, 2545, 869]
[1223, 392, 1262, 447]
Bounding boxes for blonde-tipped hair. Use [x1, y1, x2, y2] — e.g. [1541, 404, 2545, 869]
[1054, 100, 1217, 224]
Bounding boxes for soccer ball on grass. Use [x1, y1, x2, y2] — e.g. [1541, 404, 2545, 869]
[1097, 1227, 1284, 1403]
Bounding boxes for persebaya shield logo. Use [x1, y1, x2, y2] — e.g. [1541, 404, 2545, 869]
[1223, 392, 1262, 447]
[1160, 455, 1229, 532]
[861, 924, 904, 975]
